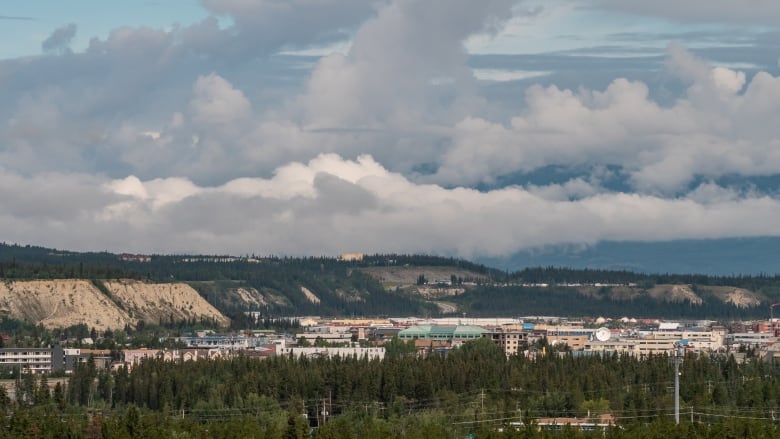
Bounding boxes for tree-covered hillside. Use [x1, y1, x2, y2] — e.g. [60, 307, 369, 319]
[451, 285, 765, 319]
[2, 242, 780, 319]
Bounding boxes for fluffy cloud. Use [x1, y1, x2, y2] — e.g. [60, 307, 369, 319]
[2, 0, 780, 258]
[199, 0, 384, 57]
[300, 0, 514, 128]
[434, 45, 780, 193]
[3, 155, 780, 257]
[190, 73, 252, 129]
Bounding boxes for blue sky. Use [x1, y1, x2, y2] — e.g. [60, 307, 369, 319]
[0, 1, 210, 59]
[1, 0, 780, 267]
[0, 1, 760, 61]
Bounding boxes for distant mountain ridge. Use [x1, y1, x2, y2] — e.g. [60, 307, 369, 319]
[0, 242, 777, 325]
[478, 237, 780, 276]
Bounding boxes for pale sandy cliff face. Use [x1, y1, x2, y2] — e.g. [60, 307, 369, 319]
[0, 280, 229, 330]
[648, 284, 703, 305]
[723, 289, 762, 308]
[104, 280, 229, 327]
[0, 280, 132, 331]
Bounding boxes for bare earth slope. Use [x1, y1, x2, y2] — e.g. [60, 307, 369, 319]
[0, 280, 131, 331]
[0, 280, 228, 330]
[104, 280, 229, 327]
[697, 286, 762, 308]
[646, 284, 703, 304]
[360, 266, 488, 287]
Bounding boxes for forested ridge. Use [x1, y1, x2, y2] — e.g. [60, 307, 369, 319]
[0, 243, 500, 282]
[452, 285, 766, 319]
[2, 339, 780, 437]
[2, 242, 780, 319]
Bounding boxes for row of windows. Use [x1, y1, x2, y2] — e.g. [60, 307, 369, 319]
[400, 334, 484, 339]
[0, 352, 49, 356]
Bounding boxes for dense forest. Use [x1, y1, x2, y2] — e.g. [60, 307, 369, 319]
[1, 338, 779, 437]
[5, 242, 780, 289]
[0, 244, 501, 283]
[452, 285, 767, 319]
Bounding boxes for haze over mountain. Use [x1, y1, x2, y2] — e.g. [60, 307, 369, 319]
[2, 1, 780, 273]
[479, 237, 780, 276]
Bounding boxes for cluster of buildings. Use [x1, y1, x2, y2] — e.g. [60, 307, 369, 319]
[391, 317, 780, 360]
[277, 316, 780, 360]
[5, 316, 780, 375]
[0, 347, 110, 375]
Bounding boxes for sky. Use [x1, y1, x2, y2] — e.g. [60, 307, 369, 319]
[2, 0, 780, 261]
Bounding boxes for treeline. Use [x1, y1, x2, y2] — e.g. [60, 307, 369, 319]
[6, 242, 780, 292]
[192, 270, 435, 318]
[360, 253, 500, 275]
[452, 286, 766, 319]
[5, 242, 780, 290]
[0, 244, 501, 283]
[0, 244, 437, 318]
[97, 339, 780, 418]
[6, 242, 780, 318]
[2, 339, 780, 437]
[512, 266, 780, 295]
[0, 405, 777, 438]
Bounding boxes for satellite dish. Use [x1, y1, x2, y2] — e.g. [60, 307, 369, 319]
[595, 327, 611, 342]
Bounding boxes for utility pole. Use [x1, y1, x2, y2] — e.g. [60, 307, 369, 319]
[673, 342, 684, 424]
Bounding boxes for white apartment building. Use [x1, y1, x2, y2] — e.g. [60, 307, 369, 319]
[274, 340, 385, 360]
[0, 348, 54, 374]
[584, 328, 725, 356]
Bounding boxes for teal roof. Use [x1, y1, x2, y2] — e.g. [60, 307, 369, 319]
[398, 325, 487, 340]
[453, 325, 489, 337]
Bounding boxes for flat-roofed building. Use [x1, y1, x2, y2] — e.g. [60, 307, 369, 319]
[583, 340, 637, 355]
[338, 253, 364, 262]
[0, 348, 52, 374]
[398, 325, 488, 341]
[276, 342, 385, 361]
[488, 328, 527, 356]
[727, 332, 777, 349]
[548, 335, 590, 351]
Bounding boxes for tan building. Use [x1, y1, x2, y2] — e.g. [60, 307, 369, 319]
[584, 328, 725, 356]
[339, 253, 364, 262]
[583, 340, 637, 354]
[547, 335, 590, 351]
[489, 328, 528, 356]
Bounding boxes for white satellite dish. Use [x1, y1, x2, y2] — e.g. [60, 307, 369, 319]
[595, 327, 611, 342]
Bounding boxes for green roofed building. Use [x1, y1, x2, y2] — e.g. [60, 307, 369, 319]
[398, 325, 488, 341]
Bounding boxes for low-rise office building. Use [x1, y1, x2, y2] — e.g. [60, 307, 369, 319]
[0, 348, 54, 374]
[275, 339, 385, 360]
[397, 325, 488, 341]
[488, 328, 528, 356]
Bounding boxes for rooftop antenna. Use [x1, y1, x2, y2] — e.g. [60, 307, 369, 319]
[595, 327, 611, 342]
